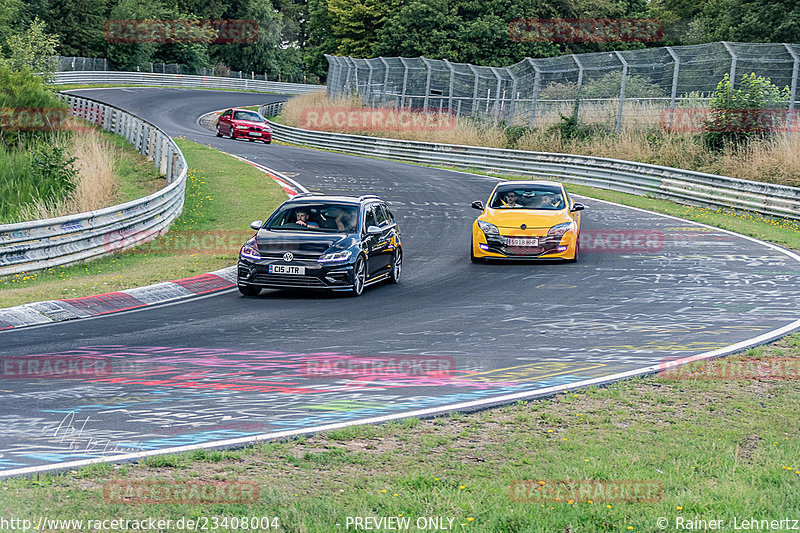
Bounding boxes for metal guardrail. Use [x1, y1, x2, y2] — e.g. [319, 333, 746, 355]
[267, 121, 800, 221]
[258, 101, 287, 117]
[53, 71, 322, 95]
[0, 95, 188, 276]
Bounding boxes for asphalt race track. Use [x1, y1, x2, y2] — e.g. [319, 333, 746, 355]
[1, 87, 799, 477]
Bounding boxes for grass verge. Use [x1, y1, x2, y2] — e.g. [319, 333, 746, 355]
[2, 334, 799, 531]
[0, 139, 285, 308]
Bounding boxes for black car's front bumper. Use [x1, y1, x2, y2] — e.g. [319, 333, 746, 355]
[237, 258, 355, 291]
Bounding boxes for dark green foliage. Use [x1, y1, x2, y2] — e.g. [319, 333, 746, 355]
[702, 73, 791, 150]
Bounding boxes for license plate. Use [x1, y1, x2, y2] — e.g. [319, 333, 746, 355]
[269, 264, 305, 275]
[249, 132, 262, 137]
[507, 237, 539, 247]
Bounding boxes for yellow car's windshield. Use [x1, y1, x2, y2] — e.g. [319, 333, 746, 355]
[491, 186, 565, 210]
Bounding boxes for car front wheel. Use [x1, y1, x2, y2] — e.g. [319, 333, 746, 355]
[350, 256, 366, 296]
[216, 125, 222, 137]
[470, 241, 482, 263]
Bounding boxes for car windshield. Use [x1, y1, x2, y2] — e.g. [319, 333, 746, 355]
[265, 203, 360, 232]
[233, 111, 264, 122]
[490, 185, 565, 210]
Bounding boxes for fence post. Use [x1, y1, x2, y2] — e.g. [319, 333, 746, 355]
[422, 57, 432, 111]
[785, 44, 799, 141]
[571, 54, 584, 125]
[444, 59, 456, 112]
[665, 46, 680, 131]
[507, 69, 518, 122]
[400, 58, 410, 108]
[526, 58, 541, 127]
[379, 57, 390, 106]
[490, 67, 503, 125]
[613, 51, 628, 133]
[722, 41, 737, 88]
[468, 64, 480, 116]
[365, 60, 374, 105]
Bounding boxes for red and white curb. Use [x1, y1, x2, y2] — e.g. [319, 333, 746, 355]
[0, 155, 306, 331]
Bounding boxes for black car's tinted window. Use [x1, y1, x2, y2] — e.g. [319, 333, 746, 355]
[383, 205, 396, 223]
[364, 206, 378, 229]
[266, 203, 358, 232]
[374, 204, 389, 226]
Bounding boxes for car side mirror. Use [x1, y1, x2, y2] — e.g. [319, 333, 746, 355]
[471, 201, 484, 210]
[250, 220, 263, 230]
[366, 225, 382, 235]
[571, 203, 585, 212]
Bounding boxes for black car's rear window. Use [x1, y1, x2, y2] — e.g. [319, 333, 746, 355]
[265, 204, 360, 232]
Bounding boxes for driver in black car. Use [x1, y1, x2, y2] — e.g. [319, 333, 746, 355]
[294, 209, 319, 228]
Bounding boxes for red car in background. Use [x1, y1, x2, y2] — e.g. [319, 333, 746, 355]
[216, 108, 272, 143]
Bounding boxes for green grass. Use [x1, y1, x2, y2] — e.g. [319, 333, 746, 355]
[3, 334, 799, 532]
[0, 144, 40, 222]
[0, 139, 285, 307]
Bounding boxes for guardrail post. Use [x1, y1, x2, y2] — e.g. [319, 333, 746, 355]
[379, 57, 390, 106]
[665, 47, 680, 131]
[526, 58, 541, 127]
[614, 51, 628, 133]
[784, 43, 799, 141]
[490, 67, 503, 125]
[171, 152, 180, 184]
[400, 58, 410, 108]
[722, 42, 737, 88]
[165, 146, 174, 183]
[571, 54, 584, 125]
[160, 137, 169, 174]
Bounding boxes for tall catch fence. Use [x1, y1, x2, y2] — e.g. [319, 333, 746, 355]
[325, 42, 800, 132]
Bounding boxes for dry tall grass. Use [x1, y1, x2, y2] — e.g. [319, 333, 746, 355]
[20, 130, 118, 220]
[280, 92, 800, 187]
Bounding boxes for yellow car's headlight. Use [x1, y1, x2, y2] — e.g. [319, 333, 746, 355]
[477, 221, 500, 236]
[548, 222, 574, 237]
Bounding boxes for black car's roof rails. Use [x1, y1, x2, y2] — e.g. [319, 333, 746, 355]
[358, 194, 380, 201]
[290, 192, 319, 199]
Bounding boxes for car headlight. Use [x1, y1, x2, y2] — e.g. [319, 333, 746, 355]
[235, 125, 249, 129]
[548, 222, 575, 237]
[240, 237, 261, 260]
[477, 221, 499, 236]
[318, 250, 352, 263]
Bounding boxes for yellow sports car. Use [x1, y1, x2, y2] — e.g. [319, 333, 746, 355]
[471, 180, 585, 262]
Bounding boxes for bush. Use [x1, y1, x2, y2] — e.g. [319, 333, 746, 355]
[0, 65, 66, 147]
[702, 73, 791, 150]
[581, 71, 667, 99]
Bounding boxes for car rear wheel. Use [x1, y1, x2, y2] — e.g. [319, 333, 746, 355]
[227, 128, 235, 139]
[350, 256, 366, 296]
[238, 284, 261, 296]
[390, 250, 402, 283]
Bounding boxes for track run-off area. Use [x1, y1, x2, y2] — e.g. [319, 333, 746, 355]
[1, 87, 799, 478]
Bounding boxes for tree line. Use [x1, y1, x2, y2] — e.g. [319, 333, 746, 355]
[0, 0, 797, 83]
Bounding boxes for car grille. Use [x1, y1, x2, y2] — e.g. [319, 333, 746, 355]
[259, 251, 320, 260]
[504, 245, 546, 256]
[253, 273, 327, 287]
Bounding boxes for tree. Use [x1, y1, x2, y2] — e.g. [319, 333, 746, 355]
[0, 17, 59, 79]
[41, 0, 109, 58]
[104, 0, 164, 71]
